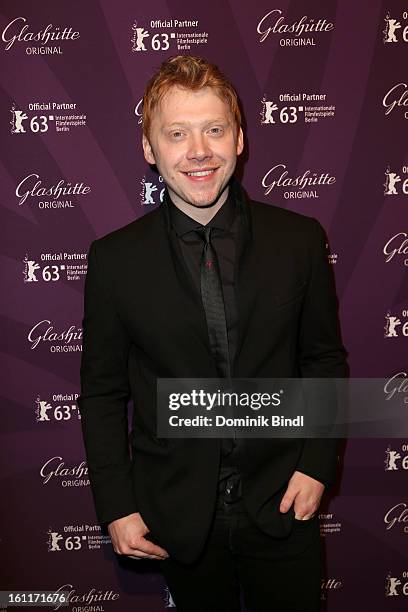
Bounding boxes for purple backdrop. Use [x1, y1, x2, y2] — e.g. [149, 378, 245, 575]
[1, 1, 407, 610]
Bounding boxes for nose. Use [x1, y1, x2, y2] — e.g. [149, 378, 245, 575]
[186, 132, 212, 162]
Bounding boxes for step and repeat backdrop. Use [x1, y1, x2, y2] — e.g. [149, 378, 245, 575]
[1, 1, 407, 610]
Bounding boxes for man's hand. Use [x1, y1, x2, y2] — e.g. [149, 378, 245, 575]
[279, 470, 325, 520]
[108, 512, 170, 560]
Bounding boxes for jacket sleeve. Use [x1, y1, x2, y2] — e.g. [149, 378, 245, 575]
[295, 219, 349, 487]
[77, 240, 138, 524]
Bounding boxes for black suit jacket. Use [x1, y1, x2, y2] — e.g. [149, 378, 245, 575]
[77, 176, 348, 563]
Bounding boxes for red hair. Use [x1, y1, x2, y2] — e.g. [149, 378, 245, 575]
[142, 55, 241, 139]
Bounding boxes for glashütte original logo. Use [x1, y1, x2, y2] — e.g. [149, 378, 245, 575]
[383, 83, 408, 119]
[40, 456, 89, 487]
[27, 320, 82, 352]
[134, 98, 143, 125]
[51, 584, 120, 612]
[16, 173, 90, 209]
[384, 372, 408, 404]
[262, 163, 336, 200]
[383, 234, 408, 266]
[320, 577, 342, 601]
[384, 502, 408, 532]
[1, 16, 79, 54]
[257, 9, 334, 46]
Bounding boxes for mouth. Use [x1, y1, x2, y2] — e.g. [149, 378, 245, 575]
[181, 167, 219, 181]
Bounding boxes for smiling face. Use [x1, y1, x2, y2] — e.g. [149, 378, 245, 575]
[142, 85, 243, 213]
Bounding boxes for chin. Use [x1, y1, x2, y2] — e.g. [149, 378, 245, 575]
[189, 184, 225, 204]
[188, 194, 220, 207]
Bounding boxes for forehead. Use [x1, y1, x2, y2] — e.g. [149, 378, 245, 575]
[154, 85, 231, 124]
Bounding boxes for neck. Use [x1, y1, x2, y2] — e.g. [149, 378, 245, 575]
[168, 185, 229, 225]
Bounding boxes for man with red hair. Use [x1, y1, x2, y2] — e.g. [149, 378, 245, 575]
[78, 55, 348, 611]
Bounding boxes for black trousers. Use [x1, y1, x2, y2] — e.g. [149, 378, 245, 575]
[158, 477, 322, 612]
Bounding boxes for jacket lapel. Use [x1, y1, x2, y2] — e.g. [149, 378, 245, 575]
[230, 178, 258, 375]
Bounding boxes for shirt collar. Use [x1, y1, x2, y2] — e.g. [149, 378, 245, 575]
[168, 187, 237, 237]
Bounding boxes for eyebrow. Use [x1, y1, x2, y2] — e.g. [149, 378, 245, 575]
[163, 118, 230, 129]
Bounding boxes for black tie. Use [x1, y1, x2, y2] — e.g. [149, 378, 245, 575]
[196, 225, 231, 380]
[196, 225, 236, 456]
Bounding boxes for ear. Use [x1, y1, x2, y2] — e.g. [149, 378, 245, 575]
[142, 134, 156, 165]
[236, 127, 244, 156]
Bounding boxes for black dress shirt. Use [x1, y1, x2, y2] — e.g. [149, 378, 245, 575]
[168, 185, 243, 487]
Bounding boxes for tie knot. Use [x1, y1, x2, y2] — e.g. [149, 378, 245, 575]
[195, 225, 212, 244]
